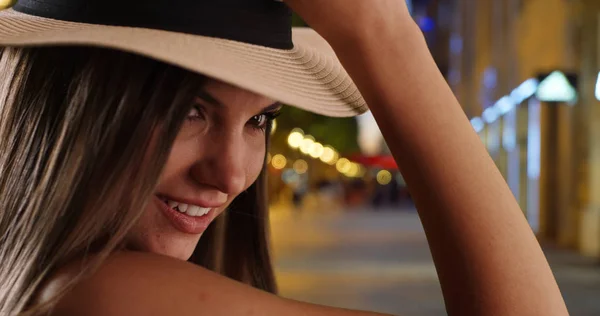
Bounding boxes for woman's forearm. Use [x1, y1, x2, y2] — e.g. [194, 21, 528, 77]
[329, 21, 568, 316]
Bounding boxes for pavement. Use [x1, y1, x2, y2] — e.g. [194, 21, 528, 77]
[270, 207, 600, 316]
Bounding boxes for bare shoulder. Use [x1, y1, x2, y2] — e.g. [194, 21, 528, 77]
[41, 252, 281, 316]
[40, 252, 388, 316]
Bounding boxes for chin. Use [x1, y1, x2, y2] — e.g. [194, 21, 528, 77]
[161, 235, 203, 261]
[130, 232, 203, 261]
[126, 200, 209, 260]
[153, 244, 198, 261]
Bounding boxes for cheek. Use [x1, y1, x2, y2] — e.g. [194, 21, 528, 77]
[156, 138, 194, 183]
[245, 141, 266, 184]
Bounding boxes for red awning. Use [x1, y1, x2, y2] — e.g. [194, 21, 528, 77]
[349, 154, 398, 170]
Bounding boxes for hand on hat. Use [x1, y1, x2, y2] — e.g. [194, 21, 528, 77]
[284, 0, 414, 45]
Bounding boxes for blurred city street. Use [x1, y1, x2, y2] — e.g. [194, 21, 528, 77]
[271, 207, 600, 316]
[265, 1, 600, 312]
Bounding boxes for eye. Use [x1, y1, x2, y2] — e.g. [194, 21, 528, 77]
[248, 111, 280, 131]
[186, 105, 204, 121]
[251, 114, 268, 129]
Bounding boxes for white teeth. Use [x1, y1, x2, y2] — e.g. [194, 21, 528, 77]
[187, 205, 200, 216]
[165, 199, 210, 217]
[177, 203, 188, 213]
[167, 200, 178, 209]
[186, 205, 210, 216]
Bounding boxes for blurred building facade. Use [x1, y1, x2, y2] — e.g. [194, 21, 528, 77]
[448, 0, 600, 258]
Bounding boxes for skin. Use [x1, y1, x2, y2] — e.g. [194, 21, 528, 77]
[43, 1, 570, 315]
[126, 79, 279, 260]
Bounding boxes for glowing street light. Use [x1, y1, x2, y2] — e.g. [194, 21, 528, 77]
[482, 106, 499, 124]
[287, 130, 304, 148]
[310, 142, 324, 158]
[596, 72, 600, 101]
[299, 135, 315, 155]
[270, 119, 277, 135]
[345, 163, 360, 177]
[319, 146, 337, 164]
[376, 170, 393, 185]
[0, 0, 12, 9]
[535, 71, 577, 104]
[336, 158, 352, 174]
[271, 154, 287, 170]
[293, 159, 308, 174]
[470, 117, 484, 133]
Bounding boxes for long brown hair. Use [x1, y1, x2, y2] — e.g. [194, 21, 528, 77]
[0, 46, 276, 315]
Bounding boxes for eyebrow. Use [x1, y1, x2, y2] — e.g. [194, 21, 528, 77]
[195, 90, 223, 107]
[195, 90, 282, 113]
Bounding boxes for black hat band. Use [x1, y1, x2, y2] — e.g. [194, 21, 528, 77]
[13, 0, 294, 49]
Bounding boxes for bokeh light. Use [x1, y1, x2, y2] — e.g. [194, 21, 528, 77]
[345, 163, 360, 177]
[281, 169, 300, 184]
[271, 154, 287, 170]
[287, 130, 304, 148]
[320, 146, 339, 165]
[299, 135, 315, 155]
[293, 159, 309, 174]
[0, 0, 12, 9]
[336, 158, 352, 174]
[310, 142, 324, 158]
[270, 119, 277, 135]
[266, 152, 272, 164]
[376, 170, 393, 185]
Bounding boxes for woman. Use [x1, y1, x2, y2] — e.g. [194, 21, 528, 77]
[0, 0, 569, 315]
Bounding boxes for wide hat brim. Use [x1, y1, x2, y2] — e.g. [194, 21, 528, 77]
[0, 8, 368, 117]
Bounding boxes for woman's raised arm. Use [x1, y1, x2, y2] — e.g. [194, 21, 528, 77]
[285, 1, 569, 315]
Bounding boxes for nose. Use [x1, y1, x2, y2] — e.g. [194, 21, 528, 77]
[190, 130, 248, 196]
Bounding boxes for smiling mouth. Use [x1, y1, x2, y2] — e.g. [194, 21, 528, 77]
[161, 198, 212, 217]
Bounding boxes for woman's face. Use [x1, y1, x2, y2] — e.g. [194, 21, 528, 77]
[126, 80, 279, 260]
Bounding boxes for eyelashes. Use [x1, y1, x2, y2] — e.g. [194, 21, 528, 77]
[250, 110, 281, 132]
[185, 105, 281, 133]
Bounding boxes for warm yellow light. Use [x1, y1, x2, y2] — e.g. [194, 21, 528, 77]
[271, 154, 287, 170]
[287, 132, 304, 149]
[345, 163, 360, 177]
[309, 142, 324, 158]
[266, 152, 272, 164]
[319, 146, 335, 164]
[293, 159, 309, 174]
[0, 0, 13, 9]
[270, 119, 277, 135]
[376, 170, 393, 185]
[333, 153, 340, 162]
[336, 158, 352, 174]
[299, 136, 315, 154]
[329, 152, 340, 165]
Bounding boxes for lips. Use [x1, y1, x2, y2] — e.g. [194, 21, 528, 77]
[155, 196, 215, 234]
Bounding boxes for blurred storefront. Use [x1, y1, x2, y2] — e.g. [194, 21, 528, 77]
[277, 0, 600, 258]
[575, 0, 600, 257]
[450, 0, 600, 258]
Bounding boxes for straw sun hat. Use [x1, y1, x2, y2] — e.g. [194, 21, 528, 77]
[0, 0, 368, 117]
